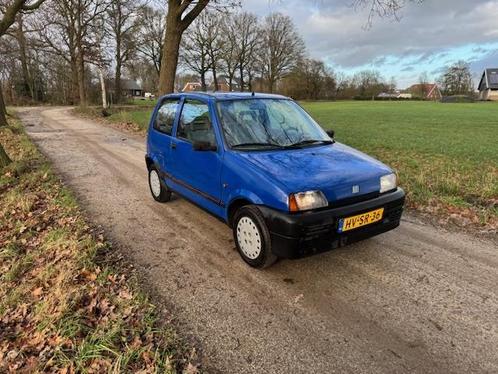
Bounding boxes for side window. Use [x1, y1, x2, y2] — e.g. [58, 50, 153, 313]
[177, 100, 216, 145]
[154, 99, 178, 135]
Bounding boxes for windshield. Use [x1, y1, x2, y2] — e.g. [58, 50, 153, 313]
[216, 99, 330, 149]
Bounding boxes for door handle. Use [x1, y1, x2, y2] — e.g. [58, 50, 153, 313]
[171, 142, 177, 149]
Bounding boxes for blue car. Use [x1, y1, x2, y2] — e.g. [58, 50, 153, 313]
[146, 92, 405, 268]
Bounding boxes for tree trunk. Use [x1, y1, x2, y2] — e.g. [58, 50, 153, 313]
[268, 77, 274, 93]
[247, 70, 253, 92]
[158, 17, 181, 94]
[16, 15, 34, 100]
[200, 72, 207, 92]
[115, 62, 122, 103]
[99, 67, 108, 110]
[0, 85, 7, 127]
[158, 0, 209, 94]
[0, 143, 11, 168]
[239, 64, 244, 92]
[0, 86, 11, 168]
[212, 65, 218, 91]
[76, 51, 87, 106]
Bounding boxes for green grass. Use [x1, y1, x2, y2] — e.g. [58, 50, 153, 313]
[80, 100, 498, 228]
[302, 101, 498, 220]
[108, 109, 151, 129]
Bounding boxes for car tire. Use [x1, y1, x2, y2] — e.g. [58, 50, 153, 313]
[148, 166, 171, 203]
[233, 205, 277, 269]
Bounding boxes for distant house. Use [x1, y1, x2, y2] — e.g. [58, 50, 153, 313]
[377, 92, 399, 99]
[406, 83, 442, 100]
[121, 79, 143, 98]
[478, 69, 498, 101]
[182, 76, 239, 92]
[209, 75, 238, 92]
[182, 82, 203, 92]
[398, 93, 413, 99]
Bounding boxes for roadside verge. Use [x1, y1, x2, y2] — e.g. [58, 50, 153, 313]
[0, 118, 198, 372]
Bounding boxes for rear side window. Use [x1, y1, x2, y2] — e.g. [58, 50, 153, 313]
[177, 100, 216, 145]
[154, 99, 178, 135]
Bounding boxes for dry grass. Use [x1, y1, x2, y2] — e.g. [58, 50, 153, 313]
[0, 120, 198, 372]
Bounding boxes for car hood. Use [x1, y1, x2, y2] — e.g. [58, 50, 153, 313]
[234, 143, 392, 203]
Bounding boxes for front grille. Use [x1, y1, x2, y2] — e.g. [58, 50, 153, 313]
[328, 191, 380, 209]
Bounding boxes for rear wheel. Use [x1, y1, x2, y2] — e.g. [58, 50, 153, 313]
[233, 205, 277, 268]
[148, 166, 171, 203]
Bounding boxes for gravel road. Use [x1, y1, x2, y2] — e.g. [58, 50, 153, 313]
[17, 107, 498, 374]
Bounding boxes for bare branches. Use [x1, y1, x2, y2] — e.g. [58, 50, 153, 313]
[0, 0, 46, 36]
[179, 0, 209, 32]
[21, 0, 45, 11]
[351, 0, 423, 27]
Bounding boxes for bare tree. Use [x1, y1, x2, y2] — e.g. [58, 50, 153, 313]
[203, 11, 223, 90]
[0, 0, 46, 167]
[438, 61, 473, 96]
[233, 11, 259, 91]
[258, 12, 305, 93]
[107, 0, 139, 102]
[39, 0, 108, 106]
[352, 70, 387, 99]
[136, 5, 164, 76]
[417, 71, 429, 99]
[281, 58, 336, 100]
[157, 0, 210, 94]
[157, 0, 239, 94]
[179, 12, 211, 91]
[219, 12, 260, 91]
[10, 14, 34, 99]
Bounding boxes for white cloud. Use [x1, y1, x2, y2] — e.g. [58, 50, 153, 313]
[242, 0, 498, 85]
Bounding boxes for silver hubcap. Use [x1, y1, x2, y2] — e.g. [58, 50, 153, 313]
[236, 216, 262, 259]
[149, 170, 161, 197]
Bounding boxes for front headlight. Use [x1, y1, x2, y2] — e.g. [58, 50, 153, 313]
[380, 173, 397, 193]
[289, 190, 328, 212]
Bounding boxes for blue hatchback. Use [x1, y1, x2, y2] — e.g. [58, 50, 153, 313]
[146, 92, 405, 268]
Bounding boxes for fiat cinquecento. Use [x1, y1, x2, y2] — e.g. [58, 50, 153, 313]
[145, 92, 405, 268]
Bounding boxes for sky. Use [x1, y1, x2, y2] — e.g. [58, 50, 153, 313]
[242, 0, 498, 89]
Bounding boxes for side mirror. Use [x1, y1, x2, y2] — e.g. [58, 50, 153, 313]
[192, 140, 217, 151]
[326, 130, 335, 139]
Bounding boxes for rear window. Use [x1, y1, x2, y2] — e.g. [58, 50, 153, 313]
[154, 99, 178, 135]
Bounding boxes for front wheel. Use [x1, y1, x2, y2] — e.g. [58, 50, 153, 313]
[233, 206, 277, 268]
[148, 167, 171, 203]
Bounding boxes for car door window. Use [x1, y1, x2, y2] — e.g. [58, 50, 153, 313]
[177, 100, 216, 145]
[154, 99, 178, 135]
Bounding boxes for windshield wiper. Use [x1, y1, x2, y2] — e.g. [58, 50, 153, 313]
[286, 139, 334, 148]
[232, 142, 284, 149]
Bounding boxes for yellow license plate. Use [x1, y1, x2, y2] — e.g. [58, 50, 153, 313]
[338, 208, 384, 233]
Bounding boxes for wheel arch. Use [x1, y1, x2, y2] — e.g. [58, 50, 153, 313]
[145, 156, 154, 170]
[227, 198, 254, 227]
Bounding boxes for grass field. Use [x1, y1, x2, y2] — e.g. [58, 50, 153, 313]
[79, 100, 498, 229]
[303, 101, 498, 226]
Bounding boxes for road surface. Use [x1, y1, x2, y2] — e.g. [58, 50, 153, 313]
[17, 107, 498, 373]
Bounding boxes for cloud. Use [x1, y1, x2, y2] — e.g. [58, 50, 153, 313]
[242, 0, 498, 86]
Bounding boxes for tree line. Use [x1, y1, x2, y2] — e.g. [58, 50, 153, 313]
[1, 0, 438, 112]
[5, 0, 468, 168]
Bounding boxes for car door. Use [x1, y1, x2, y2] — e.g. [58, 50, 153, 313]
[170, 98, 223, 208]
[148, 97, 180, 176]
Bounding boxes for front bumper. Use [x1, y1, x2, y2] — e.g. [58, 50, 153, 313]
[258, 188, 405, 259]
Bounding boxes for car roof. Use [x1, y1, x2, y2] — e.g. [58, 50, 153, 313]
[160, 91, 289, 101]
